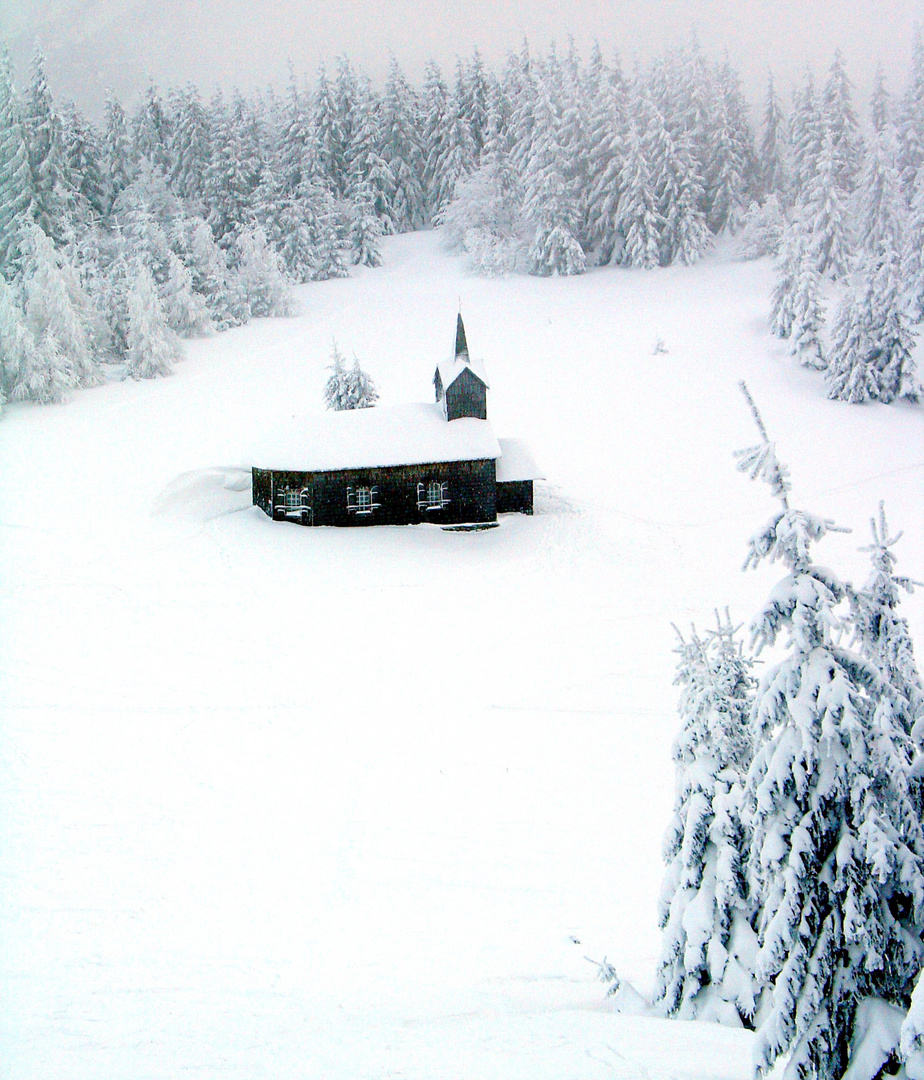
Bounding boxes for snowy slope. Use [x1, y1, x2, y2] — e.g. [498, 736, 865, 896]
[0, 231, 921, 1079]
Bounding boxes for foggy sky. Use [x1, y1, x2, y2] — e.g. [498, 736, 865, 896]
[2, 0, 921, 117]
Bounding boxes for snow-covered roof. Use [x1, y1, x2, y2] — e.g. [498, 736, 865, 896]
[435, 351, 490, 393]
[496, 438, 543, 482]
[250, 402, 501, 472]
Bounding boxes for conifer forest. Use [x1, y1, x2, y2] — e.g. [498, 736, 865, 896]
[1, 37, 923, 408]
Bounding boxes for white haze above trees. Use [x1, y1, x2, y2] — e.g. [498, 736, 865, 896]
[7, 0, 920, 129]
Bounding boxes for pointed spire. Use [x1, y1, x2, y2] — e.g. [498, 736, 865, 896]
[455, 312, 469, 360]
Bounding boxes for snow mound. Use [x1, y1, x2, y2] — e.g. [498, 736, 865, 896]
[152, 466, 252, 521]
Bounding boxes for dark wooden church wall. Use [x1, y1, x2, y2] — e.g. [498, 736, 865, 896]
[496, 480, 533, 515]
[252, 468, 272, 515]
[255, 460, 497, 526]
[445, 370, 487, 421]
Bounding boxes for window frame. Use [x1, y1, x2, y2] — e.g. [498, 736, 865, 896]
[417, 480, 450, 512]
[346, 485, 380, 515]
[275, 485, 312, 518]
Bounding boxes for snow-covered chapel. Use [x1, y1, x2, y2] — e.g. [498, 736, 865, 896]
[251, 316, 540, 527]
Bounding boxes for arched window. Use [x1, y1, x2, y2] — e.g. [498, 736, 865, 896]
[417, 480, 450, 511]
[346, 486, 380, 515]
[274, 485, 312, 522]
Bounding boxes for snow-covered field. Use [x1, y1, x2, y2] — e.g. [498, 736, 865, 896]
[1, 232, 921, 1079]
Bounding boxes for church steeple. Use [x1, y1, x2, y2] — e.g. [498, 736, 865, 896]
[435, 314, 488, 420]
[454, 312, 469, 361]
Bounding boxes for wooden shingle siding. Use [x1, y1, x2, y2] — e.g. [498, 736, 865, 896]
[252, 467, 272, 515]
[253, 460, 497, 527]
[445, 368, 487, 421]
[496, 480, 533, 515]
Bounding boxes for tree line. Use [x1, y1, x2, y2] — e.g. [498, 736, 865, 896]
[0, 35, 922, 409]
[756, 47, 924, 404]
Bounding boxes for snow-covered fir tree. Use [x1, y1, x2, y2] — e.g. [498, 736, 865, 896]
[428, 77, 477, 216]
[344, 354, 378, 409]
[788, 253, 826, 370]
[111, 174, 175, 290]
[323, 341, 351, 411]
[736, 386, 924, 1080]
[437, 150, 524, 275]
[133, 80, 173, 173]
[13, 328, 75, 403]
[855, 125, 905, 265]
[837, 124, 921, 400]
[267, 187, 313, 282]
[298, 184, 349, 282]
[821, 50, 863, 197]
[277, 70, 313, 195]
[864, 252, 919, 403]
[849, 503, 924, 742]
[0, 51, 34, 270]
[420, 60, 450, 222]
[616, 120, 662, 269]
[656, 125, 710, 266]
[348, 183, 384, 268]
[739, 193, 785, 260]
[19, 220, 101, 388]
[705, 59, 755, 234]
[824, 273, 878, 403]
[788, 73, 825, 206]
[234, 225, 293, 319]
[202, 90, 256, 245]
[59, 100, 107, 226]
[871, 63, 892, 136]
[322, 340, 379, 411]
[769, 216, 807, 339]
[181, 217, 246, 329]
[102, 92, 134, 212]
[347, 77, 396, 234]
[521, 82, 585, 277]
[2, 270, 76, 404]
[758, 75, 789, 201]
[0, 273, 46, 401]
[902, 977, 924, 1076]
[168, 84, 210, 205]
[907, 158, 924, 322]
[380, 58, 427, 232]
[22, 46, 65, 241]
[826, 250, 919, 404]
[331, 58, 361, 193]
[161, 251, 213, 337]
[654, 615, 758, 1026]
[310, 64, 346, 197]
[801, 130, 852, 279]
[322, 342, 378, 411]
[458, 49, 491, 163]
[898, 28, 924, 192]
[555, 42, 595, 247]
[583, 52, 628, 266]
[125, 261, 181, 379]
[250, 162, 288, 253]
